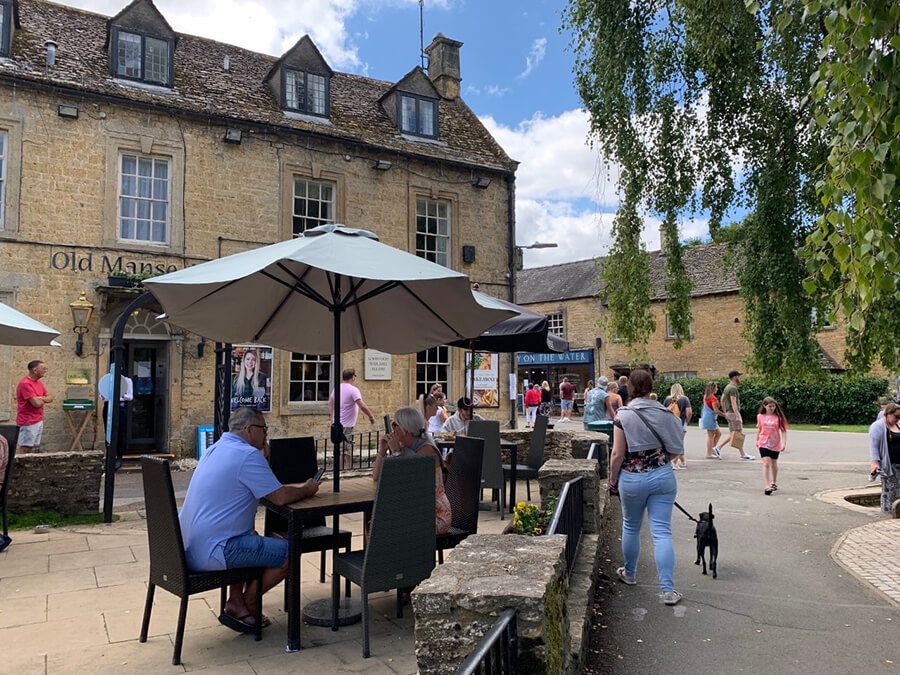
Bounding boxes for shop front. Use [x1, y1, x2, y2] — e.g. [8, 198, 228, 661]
[517, 349, 595, 411]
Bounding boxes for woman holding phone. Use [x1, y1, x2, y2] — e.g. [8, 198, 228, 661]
[373, 406, 451, 535]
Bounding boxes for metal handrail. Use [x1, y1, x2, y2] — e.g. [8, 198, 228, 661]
[547, 476, 584, 572]
[456, 608, 518, 675]
[315, 429, 382, 471]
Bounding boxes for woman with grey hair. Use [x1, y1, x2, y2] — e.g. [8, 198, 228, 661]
[374, 406, 452, 534]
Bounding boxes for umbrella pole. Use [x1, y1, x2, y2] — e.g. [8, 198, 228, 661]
[469, 342, 476, 408]
[331, 276, 343, 493]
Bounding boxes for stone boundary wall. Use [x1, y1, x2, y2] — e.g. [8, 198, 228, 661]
[8, 452, 104, 515]
[499, 429, 609, 477]
[538, 459, 604, 535]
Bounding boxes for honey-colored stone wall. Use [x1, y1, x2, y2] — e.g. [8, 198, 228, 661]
[0, 86, 514, 455]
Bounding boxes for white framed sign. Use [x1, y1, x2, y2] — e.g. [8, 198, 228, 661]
[364, 349, 392, 380]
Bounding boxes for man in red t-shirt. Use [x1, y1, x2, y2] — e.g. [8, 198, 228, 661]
[559, 377, 575, 423]
[15, 360, 53, 453]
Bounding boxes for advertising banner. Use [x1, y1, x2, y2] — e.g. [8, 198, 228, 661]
[465, 351, 499, 408]
[230, 344, 273, 412]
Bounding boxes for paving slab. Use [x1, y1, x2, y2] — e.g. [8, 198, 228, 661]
[49, 545, 136, 572]
[0, 593, 48, 628]
[48, 581, 150, 621]
[5, 536, 90, 558]
[0, 613, 109, 652]
[0, 567, 97, 599]
[46, 635, 181, 675]
[95, 560, 150, 587]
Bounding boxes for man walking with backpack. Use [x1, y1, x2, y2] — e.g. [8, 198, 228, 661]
[713, 370, 754, 460]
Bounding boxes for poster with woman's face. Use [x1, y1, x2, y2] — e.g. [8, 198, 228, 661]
[231, 344, 273, 412]
[465, 351, 499, 408]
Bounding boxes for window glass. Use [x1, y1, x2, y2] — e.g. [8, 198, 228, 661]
[419, 100, 436, 136]
[0, 9, 5, 55]
[119, 153, 169, 244]
[290, 353, 332, 402]
[0, 131, 6, 229]
[307, 73, 327, 115]
[144, 37, 169, 84]
[117, 32, 142, 78]
[665, 315, 692, 338]
[416, 346, 449, 399]
[292, 178, 334, 237]
[546, 313, 565, 339]
[401, 96, 417, 133]
[415, 197, 450, 267]
[285, 70, 302, 110]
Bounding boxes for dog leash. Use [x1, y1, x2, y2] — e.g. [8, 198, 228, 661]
[673, 501, 699, 523]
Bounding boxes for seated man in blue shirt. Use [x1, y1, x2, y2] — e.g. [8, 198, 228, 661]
[179, 406, 320, 633]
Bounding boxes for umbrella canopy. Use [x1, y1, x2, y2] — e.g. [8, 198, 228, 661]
[145, 224, 514, 490]
[449, 291, 569, 354]
[145, 225, 513, 354]
[0, 301, 62, 346]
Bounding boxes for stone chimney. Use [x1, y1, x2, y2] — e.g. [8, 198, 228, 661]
[425, 33, 463, 99]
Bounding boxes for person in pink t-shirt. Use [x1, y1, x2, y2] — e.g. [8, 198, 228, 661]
[756, 397, 788, 495]
[16, 360, 53, 454]
[329, 368, 375, 470]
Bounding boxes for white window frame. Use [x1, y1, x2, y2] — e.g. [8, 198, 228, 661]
[546, 312, 566, 340]
[415, 197, 450, 267]
[416, 346, 450, 400]
[289, 353, 333, 403]
[811, 307, 835, 330]
[292, 177, 335, 237]
[665, 314, 692, 339]
[117, 153, 170, 245]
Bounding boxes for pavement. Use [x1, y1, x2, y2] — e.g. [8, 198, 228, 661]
[0, 476, 519, 674]
[587, 426, 900, 674]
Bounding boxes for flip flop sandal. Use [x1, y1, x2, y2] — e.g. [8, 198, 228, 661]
[218, 612, 256, 634]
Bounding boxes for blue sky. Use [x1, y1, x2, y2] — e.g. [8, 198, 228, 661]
[60, 0, 709, 267]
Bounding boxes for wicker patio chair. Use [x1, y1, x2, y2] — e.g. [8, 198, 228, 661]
[503, 414, 548, 501]
[467, 419, 506, 519]
[436, 434, 484, 564]
[139, 457, 263, 666]
[0, 424, 19, 552]
[332, 454, 436, 658]
[263, 437, 352, 594]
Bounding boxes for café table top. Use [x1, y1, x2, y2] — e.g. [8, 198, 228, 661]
[277, 477, 376, 512]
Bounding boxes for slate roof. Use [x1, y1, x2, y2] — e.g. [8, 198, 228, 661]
[1, 0, 516, 173]
[516, 243, 738, 304]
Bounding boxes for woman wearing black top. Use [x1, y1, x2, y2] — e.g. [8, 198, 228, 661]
[869, 402, 900, 512]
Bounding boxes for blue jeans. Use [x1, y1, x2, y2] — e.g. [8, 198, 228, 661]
[619, 464, 677, 592]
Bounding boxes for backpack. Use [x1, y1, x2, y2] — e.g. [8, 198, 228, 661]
[667, 398, 681, 417]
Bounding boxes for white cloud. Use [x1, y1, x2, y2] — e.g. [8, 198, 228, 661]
[518, 37, 547, 78]
[484, 84, 510, 97]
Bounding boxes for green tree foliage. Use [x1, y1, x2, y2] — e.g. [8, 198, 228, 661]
[804, 0, 900, 370]
[564, 0, 899, 374]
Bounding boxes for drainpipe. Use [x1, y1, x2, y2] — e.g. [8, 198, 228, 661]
[506, 172, 517, 430]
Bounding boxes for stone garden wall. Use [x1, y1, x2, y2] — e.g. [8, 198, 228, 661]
[8, 452, 104, 515]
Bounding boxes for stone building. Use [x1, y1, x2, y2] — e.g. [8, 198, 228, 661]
[0, 0, 518, 456]
[516, 243, 852, 394]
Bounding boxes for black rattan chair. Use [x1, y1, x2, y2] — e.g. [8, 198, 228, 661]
[333, 454, 436, 658]
[436, 435, 483, 564]
[263, 437, 352, 596]
[0, 424, 19, 552]
[467, 419, 506, 519]
[139, 457, 263, 666]
[503, 414, 548, 501]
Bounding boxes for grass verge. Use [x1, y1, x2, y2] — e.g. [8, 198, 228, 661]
[8, 510, 119, 531]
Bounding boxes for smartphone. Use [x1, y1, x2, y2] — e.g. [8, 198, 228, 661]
[383, 414, 392, 436]
[314, 468, 326, 482]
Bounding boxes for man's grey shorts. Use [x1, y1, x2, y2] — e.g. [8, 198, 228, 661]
[18, 421, 43, 448]
[725, 412, 743, 432]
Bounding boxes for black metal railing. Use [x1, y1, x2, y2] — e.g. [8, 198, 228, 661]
[547, 476, 584, 572]
[456, 608, 518, 675]
[315, 429, 382, 472]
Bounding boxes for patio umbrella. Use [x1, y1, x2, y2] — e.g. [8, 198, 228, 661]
[144, 224, 514, 488]
[0, 301, 62, 346]
[449, 291, 569, 407]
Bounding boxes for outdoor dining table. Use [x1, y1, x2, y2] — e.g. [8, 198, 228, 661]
[435, 438, 520, 513]
[260, 477, 376, 652]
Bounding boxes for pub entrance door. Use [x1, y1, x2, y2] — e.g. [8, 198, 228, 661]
[124, 341, 168, 453]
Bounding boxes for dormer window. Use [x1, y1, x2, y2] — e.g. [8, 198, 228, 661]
[111, 27, 172, 86]
[399, 94, 437, 138]
[282, 69, 329, 116]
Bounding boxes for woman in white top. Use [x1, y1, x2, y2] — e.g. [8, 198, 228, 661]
[427, 392, 448, 433]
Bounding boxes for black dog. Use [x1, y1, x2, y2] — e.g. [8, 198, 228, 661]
[693, 503, 718, 579]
